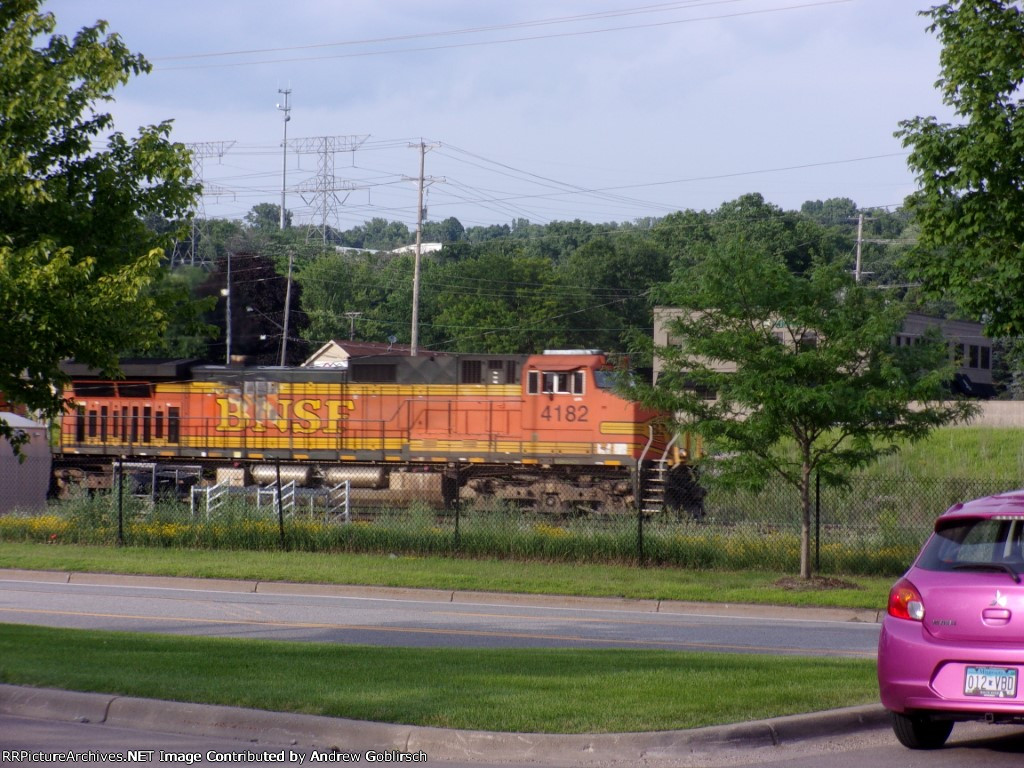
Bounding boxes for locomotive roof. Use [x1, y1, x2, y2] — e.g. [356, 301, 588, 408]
[60, 359, 200, 379]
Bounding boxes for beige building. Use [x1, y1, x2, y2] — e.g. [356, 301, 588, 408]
[653, 307, 994, 396]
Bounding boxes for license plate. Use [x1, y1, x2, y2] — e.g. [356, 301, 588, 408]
[964, 666, 1018, 698]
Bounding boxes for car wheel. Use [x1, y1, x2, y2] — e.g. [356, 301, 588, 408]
[890, 711, 954, 749]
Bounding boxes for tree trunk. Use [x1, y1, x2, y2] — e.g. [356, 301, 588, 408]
[799, 461, 813, 579]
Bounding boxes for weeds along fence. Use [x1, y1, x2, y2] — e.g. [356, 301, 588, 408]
[0, 471, 1018, 576]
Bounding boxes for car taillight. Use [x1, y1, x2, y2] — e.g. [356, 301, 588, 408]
[888, 578, 925, 621]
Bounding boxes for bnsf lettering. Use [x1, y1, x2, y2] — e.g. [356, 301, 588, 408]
[215, 398, 355, 433]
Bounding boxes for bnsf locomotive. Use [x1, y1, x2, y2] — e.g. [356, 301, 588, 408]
[54, 350, 700, 514]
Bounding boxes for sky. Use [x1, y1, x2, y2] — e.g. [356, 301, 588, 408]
[45, 0, 953, 234]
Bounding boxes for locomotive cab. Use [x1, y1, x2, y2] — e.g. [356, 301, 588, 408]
[521, 350, 665, 464]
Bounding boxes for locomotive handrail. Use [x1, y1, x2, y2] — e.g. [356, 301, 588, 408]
[660, 432, 680, 471]
[637, 425, 656, 467]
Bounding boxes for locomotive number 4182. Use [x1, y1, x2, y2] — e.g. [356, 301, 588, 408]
[540, 405, 588, 422]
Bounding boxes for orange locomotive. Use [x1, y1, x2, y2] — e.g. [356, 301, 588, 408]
[56, 350, 698, 514]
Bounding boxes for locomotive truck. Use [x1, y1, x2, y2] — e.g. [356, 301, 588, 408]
[54, 349, 701, 515]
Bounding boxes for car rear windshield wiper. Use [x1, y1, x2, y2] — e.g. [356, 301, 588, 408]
[952, 562, 1022, 583]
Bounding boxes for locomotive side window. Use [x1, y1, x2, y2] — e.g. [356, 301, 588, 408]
[543, 372, 567, 393]
[527, 370, 540, 394]
[571, 370, 585, 394]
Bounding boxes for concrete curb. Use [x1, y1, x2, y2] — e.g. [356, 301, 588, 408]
[0, 684, 890, 764]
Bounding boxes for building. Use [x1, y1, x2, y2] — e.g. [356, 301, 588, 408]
[303, 340, 432, 369]
[652, 307, 995, 396]
[0, 413, 51, 514]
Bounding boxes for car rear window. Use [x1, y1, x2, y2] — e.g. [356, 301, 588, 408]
[917, 517, 1024, 572]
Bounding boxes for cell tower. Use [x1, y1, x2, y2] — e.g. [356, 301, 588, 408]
[178, 141, 236, 267]
[290, 134, 369, 246]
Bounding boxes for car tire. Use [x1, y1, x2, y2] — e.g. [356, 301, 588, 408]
[890, 711, 954, 749]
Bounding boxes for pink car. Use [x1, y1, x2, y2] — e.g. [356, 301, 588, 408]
[878, 490, 1024, 749]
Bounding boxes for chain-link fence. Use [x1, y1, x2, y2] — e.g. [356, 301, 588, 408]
[0, 461, 1018, 577]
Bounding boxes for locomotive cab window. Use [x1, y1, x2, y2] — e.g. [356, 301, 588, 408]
[527, 369, 585, 395]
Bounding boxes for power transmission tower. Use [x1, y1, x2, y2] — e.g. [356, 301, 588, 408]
[179, 141, 236, 267]
[290, 134, 369, 246]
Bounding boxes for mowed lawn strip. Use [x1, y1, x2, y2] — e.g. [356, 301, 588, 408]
[0, 542, 892, 610]
[0, 624, 878, 733]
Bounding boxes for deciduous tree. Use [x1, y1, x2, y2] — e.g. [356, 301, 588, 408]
[898, 0, 1024, 337]
[0, 1, 197, 449]
[639, 239, 973, 579]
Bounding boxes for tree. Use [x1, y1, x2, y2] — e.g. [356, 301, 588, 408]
[244, 203, 291, 231]
[423, 246, 587, 353]
[639, 239, 974, 579]
[199, 251, 309, 365]
[653, 194, 845, 277]
[0, 1, 197, 450]
[562, 235, 669, 351]
[898, 1, 1024, 337]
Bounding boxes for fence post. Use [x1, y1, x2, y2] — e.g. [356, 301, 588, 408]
[454, 465, 461, 551]
[117, 456, 124, 547]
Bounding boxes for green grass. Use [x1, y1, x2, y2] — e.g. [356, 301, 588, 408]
[0, 624, 878, 733]
[0, 541, 892, 610]
[867, 426, 1024, 480]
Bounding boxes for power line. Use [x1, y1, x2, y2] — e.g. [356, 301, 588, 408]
[153, 0, 854, 71]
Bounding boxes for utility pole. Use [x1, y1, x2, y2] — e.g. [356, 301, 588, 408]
[406, 140, 442, 357]
[224, 251, 232, 365]
[277, 89, 291, 230]
[855, 212, 864, 283]
[343, 311, 363, 341]
[280, 251, 293, 366]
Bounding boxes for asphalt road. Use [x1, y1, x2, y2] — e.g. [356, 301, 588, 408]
[1, 571, 1022, 767]
[0, 572, 880, 656]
